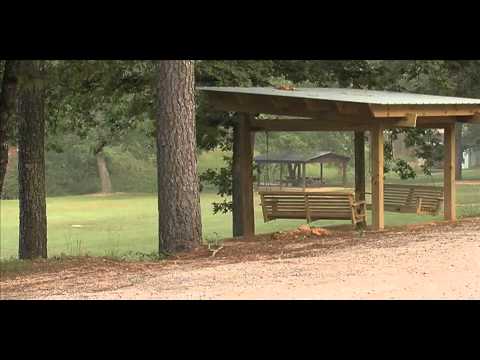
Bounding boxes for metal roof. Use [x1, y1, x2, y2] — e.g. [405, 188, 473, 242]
[254, 151, 350, 164]
[198, 87, 480, 105]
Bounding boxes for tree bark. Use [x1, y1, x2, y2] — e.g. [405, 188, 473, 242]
[455, 123, 463, 180]
[95, 149, 113, 194]
[17, 61, 47, 259]
[156, 60, 202, 253]
[0, 61, 20, 196]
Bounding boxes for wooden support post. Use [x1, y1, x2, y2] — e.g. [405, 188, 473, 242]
[279, 164, 283, 190]
[371, 126, 384, 230]
[444, 124, 457, 222]
[320, 163, 324, 184]
[257, 165, 261, 187]
[355, 131, 366, 229]
[455, 123, 463, 180]
[232, 114, 255, 238]
[302, 163, 307, 190]
[354, 132, 366, 202]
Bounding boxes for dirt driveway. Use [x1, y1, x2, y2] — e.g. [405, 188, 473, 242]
[2, 219, 480, 300]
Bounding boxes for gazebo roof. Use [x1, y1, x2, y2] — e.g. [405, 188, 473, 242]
[198, 86, 480, 131]
[254, 151, 350, 164]
[199, 87, 480, 105]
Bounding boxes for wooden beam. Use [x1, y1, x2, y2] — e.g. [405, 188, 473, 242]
[335, 102, 372, 116]
[370, 104, 480, 118]
[444, 124, 456, 222]
[456, 123, 463, 180]
[463, 112, 480, 124]
[232, 114, 255, 238]
[371, 126, 385, 230]
[250, 118, 371, 132]
[232, 122, 242, 237]
[302, 163, 306, 191]
[204, 92, 337, 118]
[251, 117, 415, 133]
[251, 115, 418, 133]
[279, 164, 283, 190]
[354, 132, 366, 203]
[401, 113, 417, 127]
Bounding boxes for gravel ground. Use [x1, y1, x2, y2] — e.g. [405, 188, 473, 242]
[2, 219, 480, 300]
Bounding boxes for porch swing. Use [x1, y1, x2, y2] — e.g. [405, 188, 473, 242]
[367, 132, 444, 216]
[257, 131, 367, 227]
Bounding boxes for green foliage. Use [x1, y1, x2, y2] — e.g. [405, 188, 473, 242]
[196, 60, 276, 87]
[199, 156, 234, 214]
[403, 129, 444, 176]
[6, 59, 480, 207]
[2, 155, 18, 199]
[107, 146, 157, 194]
[256, 131, 353, 156]
[2, 138, 158, 199]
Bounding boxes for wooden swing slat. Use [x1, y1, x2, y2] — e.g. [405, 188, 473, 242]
[366, 184, 444, 216]
[259, 191, 367, 227]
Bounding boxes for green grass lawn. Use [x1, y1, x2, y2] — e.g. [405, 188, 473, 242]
[2, 181, 480, 259]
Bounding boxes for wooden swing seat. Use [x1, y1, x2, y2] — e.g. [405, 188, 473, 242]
[259, 191, 367, 227]
[367, 184, 444, 216]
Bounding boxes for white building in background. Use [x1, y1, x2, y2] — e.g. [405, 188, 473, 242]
[392, 129, 480, 171]
[465, 147, 480, 169]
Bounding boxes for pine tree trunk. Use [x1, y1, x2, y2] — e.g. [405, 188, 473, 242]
[156, 60, 202, 253]
[17, 61, 47, 260]
[95, 150, 113, 194]
[0, 61, 20, 196]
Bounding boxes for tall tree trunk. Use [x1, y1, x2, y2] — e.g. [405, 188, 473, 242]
[0, 61, 20, 196]
[95, 149, 113, 194]
[156, 60, 202, 253]
[455, 124, 463, 180]
[17, 61, 47, 260]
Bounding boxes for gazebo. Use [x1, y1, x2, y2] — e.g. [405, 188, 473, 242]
[199, 87, 480, 236]
[254, 151, 350, 189]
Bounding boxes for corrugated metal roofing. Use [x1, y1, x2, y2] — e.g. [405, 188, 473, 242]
[198, 87, 480, 105]
[254, 151, 350, 164]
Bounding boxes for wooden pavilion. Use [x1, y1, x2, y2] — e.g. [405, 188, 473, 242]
[199, 87, 480, 236]
[254, 151, 350, 188]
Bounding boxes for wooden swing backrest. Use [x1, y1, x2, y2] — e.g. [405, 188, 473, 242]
[259, 191, 366, 225]
[384, 184, 444, 215]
